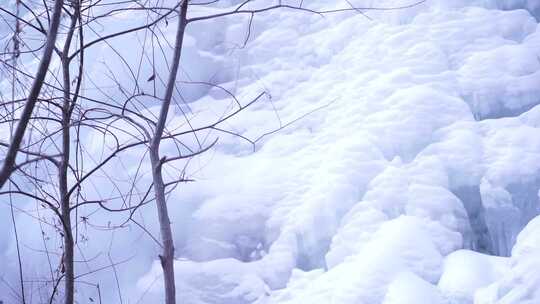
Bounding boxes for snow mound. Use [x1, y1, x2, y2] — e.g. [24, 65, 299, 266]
[439, 250, 509, 303]
[475, 215, 540, 304]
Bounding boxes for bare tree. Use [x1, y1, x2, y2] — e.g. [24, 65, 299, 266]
[148, 1, 188, 301]
[58, 1, 83, 302]
[0, 1, 151, 302]
[0, 0, 64, 189]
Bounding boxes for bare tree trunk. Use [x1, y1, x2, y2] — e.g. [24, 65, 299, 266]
[148, 1, 187, 303]
[59, 8, 79, 304]
[0, 0, 64, 189]
[59, 70, 75, 304]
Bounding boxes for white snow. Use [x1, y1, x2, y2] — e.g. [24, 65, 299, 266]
[439, 250, 509, 303]
[2, 0, 540, 303]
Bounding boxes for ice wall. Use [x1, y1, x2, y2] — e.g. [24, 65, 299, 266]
[132, 2, 540, 303]
[2, 0, 540, 303]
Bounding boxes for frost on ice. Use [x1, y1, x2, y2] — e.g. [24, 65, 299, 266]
[2, 0, 540, 303]
[131, 1, 540, 303]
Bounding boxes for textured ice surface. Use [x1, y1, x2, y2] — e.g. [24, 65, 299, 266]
[439, 250, 509, 303]
[475, 216, 540, 304]
[139, 2, 540, 302]
[2, 0, 540, 303]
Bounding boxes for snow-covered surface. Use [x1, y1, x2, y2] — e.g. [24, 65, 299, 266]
[475, 216, 540, 304]
[2, 0, 540, 303]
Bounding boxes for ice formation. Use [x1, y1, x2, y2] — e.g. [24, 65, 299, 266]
[2, 0, 540, 303]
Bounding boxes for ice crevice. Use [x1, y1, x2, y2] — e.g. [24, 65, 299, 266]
[452, 186, 494, 255]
